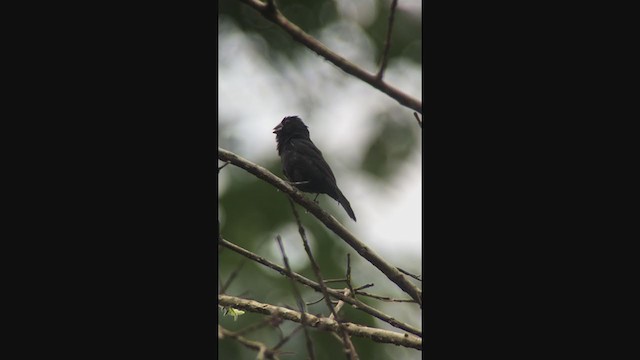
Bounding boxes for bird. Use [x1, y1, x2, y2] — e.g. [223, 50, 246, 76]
[273, 116, 356, 221]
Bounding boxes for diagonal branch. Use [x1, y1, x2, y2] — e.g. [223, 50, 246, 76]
[218, 147, 422, 307]
[219, 294, 422, 350]
[273, 324, 304, 351]
[219, 237, 422, 337]
[237, 0, 422, 114]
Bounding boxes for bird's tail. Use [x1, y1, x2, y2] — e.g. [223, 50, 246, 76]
[333, 188, 356, 222]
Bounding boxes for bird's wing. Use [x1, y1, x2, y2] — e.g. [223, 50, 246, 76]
[290, 138, 337, 184]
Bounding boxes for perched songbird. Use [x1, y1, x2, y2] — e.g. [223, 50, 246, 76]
[273, 116, 356, 221]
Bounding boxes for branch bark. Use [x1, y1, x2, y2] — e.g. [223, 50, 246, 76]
[237, 0, 422, 114]
[218, 147, 422, 307]
[219, 294, 422, 351]
[219, 237, 422, 337]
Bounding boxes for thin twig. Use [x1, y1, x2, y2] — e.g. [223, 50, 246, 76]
[353, 283, 375, 291]
[306, 296, 326, 306]
[218, 148, 422, 307]
[329, 288, 352, 346]
[234, 318, 270, 337]
[219, 325, 281, 359]
[345, 254, 356, 301]
[330, 289, 351, 319]
[413, 112, 422, 128]
[219, 257, 248, 294]
[397, 267, 422, 282]
[218, 161, 231, 173]
[324, 278, 348, 284]
[288, 198, 358, 360]
[276, 235, 316, 360]
[377, 0, 399, 80]
[219, 294, 423, 350]
[219, 237, 422, 337]
[231, 315, 283, 339]
[354, 291, 416, 303]
[220, 238, 270, 294]
[272, 324, 304, 350]
[237, 0, 422, 114]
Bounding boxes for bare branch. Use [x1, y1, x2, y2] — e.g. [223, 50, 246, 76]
[220, 235, 269, 294]
[353, 283, 375, 291]
[218, 147, 422, 307]
[218, 161, 231, 173]
[345, 254, 357, 301]
[413, 112, 422, 128]
[219, 237, 421, 337]
[276, 235, 316, 360]
[397, 267, 422, 282]
[219, 294, 423, 350]
[219, 257, 248, 294]
[306, 296, 326, 306]
[237, 0, 422, 114]
[354, 291, 416, 303]
[288, 199, 358, 359]
[272, 324, 304, 350]
[330, 289, 352, 320]
[324, 278, 348, 284]
[219, 325, 281, 359]
[329, 288, 355, 348]
[233, 316, 279, 337]
[377, 0, 399, 80]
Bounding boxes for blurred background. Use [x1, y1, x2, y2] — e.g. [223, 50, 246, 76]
[218, 0, 422, 358]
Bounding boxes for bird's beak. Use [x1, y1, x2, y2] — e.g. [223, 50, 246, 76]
[272, 123, 283, 134]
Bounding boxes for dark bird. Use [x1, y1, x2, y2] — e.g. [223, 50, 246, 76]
[273, 116, 356, 221]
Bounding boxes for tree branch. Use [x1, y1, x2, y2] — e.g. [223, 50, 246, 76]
[219, 237, 422, 337]
[288, 199, 359, 359]
[219, 294, 422, 351]
[237, 0, 422, 114]
[273, 324, 303, 350]
[413, 112, 422, 128]
[218, 160, 231, 173]
[218, 147, 423, 307]
[376, 0, 399, 80]
[328, 288, 357, 352]
[219, 325, 281, 359]
[275, 235, 317, 360]
[219, 255, 248, 295]
[397, 266, 422, 282]
[354, 291, 416, 303]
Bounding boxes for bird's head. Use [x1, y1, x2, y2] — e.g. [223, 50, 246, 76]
[273, 116, 309, 137]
